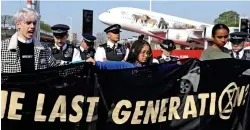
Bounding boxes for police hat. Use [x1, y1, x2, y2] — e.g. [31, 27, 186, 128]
[160, 39, 176, 51]
[51, 24, 70, 37]
[104, 24, 122, 33]
[82, 34, 96, 46]
[230, 32, 249, 44]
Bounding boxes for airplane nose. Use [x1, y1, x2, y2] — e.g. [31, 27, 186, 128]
[98, 13, 106, 23]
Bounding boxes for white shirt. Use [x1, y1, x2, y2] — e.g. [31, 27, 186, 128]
[152, 54, 170, 64]
[17, 37, 33, 44]
[55, 43, 67, 51]
[72, 46, 86, 62]
[94, 40, 129, 61]
[152, 58, 159, 64]
[233, 49, 244, 59]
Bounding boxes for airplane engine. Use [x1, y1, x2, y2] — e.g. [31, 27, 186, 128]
[165, 29, 189, 43]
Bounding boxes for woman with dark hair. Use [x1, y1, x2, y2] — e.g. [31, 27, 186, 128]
[200, 24, 232, 61]
[126, 39, 153, 66]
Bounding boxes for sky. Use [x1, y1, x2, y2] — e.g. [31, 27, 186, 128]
[1, 0, 250, 40]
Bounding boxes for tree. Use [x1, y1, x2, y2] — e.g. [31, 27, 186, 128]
[214, 11, 239, 27]
[1, 15, 7, 28]
[9, 16, 16, 30]
[1, 15, 13, 29]
[40, 20, 52, 32]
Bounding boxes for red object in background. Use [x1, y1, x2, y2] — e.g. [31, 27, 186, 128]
[27, 0, 32, 4]
[152, 50, 203, 59]
[245, 42, 250, 48]
[152, 42, 249, 60]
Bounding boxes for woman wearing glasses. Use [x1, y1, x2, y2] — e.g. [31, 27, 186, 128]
[200, 24, 232, 61]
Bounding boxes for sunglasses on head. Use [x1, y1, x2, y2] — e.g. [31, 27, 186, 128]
[216, 35, 228, 39]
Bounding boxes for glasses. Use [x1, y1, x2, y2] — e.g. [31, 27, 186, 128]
[216, 35, 228, 39]
[140, 51, 151, 57]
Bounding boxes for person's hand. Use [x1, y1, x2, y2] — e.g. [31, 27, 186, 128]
[103, 58, 108, 61]
[86, 57, 96, 65]
[122, 59, 126, 62]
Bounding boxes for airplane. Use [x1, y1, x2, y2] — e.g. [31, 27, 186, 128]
[98, 7, 238, 49]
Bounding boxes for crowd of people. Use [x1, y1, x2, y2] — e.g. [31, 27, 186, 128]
[1, 7, 250, 73]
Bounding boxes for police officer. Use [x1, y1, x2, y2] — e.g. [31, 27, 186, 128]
[72, 34, 96, 62]
[94, 24, 129, 61]
[51, 24, 74, 65]
[138, 34, 145, 40]
[229, 32, 250, 60]
[154, 39, 178, 63]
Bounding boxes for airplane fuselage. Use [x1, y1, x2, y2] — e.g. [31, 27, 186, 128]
[99, 7, 213, 40]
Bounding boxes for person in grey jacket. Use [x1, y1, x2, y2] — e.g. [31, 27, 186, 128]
[200, 24, 231, 61]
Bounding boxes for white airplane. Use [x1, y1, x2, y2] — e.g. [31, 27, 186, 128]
[98, 7, 238, 49]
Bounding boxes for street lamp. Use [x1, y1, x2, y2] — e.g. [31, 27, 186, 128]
[149, 0, 152, 12]
[66, 17, 73, 44]
[149, 0, 153, 48]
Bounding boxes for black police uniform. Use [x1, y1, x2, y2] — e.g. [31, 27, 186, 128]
[75, 34, 96, 61]
[156, 39, 178, 63]
[229, 32, 250, 60]
[99, 24, 126, 61]
[51, 24, 74, 64]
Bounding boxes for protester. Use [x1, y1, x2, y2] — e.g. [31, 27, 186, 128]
[154, 39, 178, 63]
[1, 8, 56, 73]
[229, 32, 250, 60]
[72, 34, 96, 62]
[50, 24, 74, 65]
[200, 24, 231, 61]
[94, 24, 129, 61]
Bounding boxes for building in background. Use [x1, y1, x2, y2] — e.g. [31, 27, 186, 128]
[95, 32, 106, 48]
[69, 32, 78, 46]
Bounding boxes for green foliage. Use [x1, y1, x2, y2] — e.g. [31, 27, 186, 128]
[214, 11, 239, 27]
[40, 20, 52, 32]
[1, 15, 15, 28]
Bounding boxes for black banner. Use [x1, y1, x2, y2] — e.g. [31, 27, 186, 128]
[1, 59, 250, 130]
